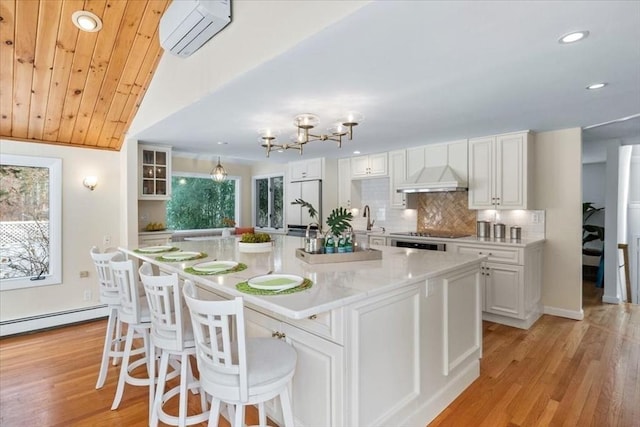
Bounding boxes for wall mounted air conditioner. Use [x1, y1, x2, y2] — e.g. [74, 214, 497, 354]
[159, 0, 231, 58]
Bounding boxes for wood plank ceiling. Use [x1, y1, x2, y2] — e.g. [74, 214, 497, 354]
[0, 0, 170, 151]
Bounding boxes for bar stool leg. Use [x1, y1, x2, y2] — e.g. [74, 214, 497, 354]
[96, 306, 119, 389]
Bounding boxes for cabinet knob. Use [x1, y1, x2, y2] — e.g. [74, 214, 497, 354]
[308, 314, 317, 320]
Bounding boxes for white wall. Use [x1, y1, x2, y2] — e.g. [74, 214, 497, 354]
[0, 139, 122, 322]
[129, 1, 368, 137]
[534, 128, 583, 319]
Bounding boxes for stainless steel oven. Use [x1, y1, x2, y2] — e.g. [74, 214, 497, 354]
[390, 239, 446, 251]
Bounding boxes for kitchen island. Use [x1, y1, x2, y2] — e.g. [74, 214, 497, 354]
[121, 235, 483, 427]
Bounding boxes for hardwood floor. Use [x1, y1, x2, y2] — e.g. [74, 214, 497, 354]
[1, 281, 638, 427]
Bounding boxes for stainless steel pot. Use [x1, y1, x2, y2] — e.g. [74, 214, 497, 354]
[304, 223, 325, 254]
[477, 221, 491, 238]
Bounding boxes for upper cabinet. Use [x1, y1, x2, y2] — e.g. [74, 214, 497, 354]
[337, 157, 352, 209]
[139, 144, 172, 200]
[351, 153, 387, 179]
[289, 158, 323, 181]
[468, 131, 532, 210]
[388, 149, 407, 209]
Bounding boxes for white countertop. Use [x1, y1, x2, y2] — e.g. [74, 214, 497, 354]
[367, 232, 545, 248]
[121, 235, 482, 320]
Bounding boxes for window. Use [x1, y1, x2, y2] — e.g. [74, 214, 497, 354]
[253, 175, 284, 229]
[0, 154, 62, 290]
[166, 173, 239, 230]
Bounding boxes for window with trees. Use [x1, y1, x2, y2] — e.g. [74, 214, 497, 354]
[254, 175, 284, 229]
[166, 173, 239, 230]
[0, 154, 62, 290]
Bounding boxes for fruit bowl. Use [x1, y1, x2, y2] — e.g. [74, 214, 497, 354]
[238, 241, 273, 253]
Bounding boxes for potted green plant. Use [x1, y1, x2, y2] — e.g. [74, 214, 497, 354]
[325, 207, 353, 253]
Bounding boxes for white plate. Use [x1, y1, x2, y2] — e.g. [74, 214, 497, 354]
[248, 274, 303, 291]
[137, 245, 174, 253]
[161, 251, 201, 261]
[192, 260, 238, 273]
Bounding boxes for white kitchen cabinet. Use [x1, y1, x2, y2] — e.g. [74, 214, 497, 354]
[289, 158, 323, 181]
[337, 157, 352, 208]
[351, 153, 387, 178]
[468, 131, 532, 209]
[456, 241, 543, 329]
[245, 308, 344, 427]
[389, 149, 407, 209]
[138, 144, 172, 200]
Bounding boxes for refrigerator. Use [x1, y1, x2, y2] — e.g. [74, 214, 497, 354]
[286, 179, 322, 236]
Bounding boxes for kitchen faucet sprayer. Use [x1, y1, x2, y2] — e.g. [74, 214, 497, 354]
[363, 205, 375, 231]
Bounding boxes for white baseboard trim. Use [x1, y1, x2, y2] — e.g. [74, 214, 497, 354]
[543, 305, 584, 320]
[0, 305, 109, 337]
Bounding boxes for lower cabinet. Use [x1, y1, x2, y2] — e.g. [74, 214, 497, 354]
[456, 242, 543, 329]
[244, 309, 344, 427]
[483, 262, 523, 317]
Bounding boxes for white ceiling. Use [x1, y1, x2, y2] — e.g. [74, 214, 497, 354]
[133, 1, 640, 163]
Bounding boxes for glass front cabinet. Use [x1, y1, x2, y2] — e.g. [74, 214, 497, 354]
[138, 144, 172, 200]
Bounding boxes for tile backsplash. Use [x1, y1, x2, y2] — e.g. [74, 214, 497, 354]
[352, 177, 545, 239]
[417, 192, 476, 234]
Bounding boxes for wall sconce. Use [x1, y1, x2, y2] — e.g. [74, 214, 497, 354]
[83, 176, 98, 191]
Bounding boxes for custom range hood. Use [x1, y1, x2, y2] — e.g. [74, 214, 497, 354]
[396, 165, 468, 193]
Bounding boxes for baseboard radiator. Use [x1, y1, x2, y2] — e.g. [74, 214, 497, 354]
[0, 305, 109, 337]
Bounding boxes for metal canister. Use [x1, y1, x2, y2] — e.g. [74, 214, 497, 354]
[493, 223, 506, 239]
[510, 226, 522, 241]
[304, 223, 325, 253]
[476, 221, 491, 238]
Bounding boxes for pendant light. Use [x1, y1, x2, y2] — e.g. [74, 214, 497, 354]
[210, 156, 227, 182]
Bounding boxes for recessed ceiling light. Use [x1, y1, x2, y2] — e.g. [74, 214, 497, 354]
[217, 141, 228, 145]
[558, 30, 589, 44]
[586, 83, 607, 90]
[72, 10, 103, 32]
[353, 150, 361, 155]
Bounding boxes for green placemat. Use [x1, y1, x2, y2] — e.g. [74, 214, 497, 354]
[236, 278, 313, 295]
[184, 263, 248, 276]
[134, 246, 179, 254]
[155, 252, 208, 262]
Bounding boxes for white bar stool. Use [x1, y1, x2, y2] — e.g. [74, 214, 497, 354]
[139, 262, 208, 427]
[183, 282, 297, 427]
[109, 259, 153, 410]
[90, 246, 124, 389]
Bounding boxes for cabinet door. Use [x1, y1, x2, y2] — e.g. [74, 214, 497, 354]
[139, 145, 172, 200]
[351, 156, 370, 178]
[303, 158, 323, 180]
[283, 323, 344, 427]
[338, 158, 351, 208]
[468, 137, 495, 209]
[484, 262, 523, 318]
[496, 133, 527, 209]
[389, 150, 406, 209]
[368, 153, 388, 176]
[245, 309, 344, 427]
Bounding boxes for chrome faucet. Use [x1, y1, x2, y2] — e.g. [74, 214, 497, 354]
[363, 205, 375, 231]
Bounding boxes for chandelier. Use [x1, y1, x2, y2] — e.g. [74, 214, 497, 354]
[259, 112, 363, 157]
[210, 156, 227, 182]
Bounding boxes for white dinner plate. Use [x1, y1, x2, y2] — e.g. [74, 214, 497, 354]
[161, 251, 201, 261]
[247, 274, 303, 291]
[192, 260, 238, 273]
[137, 245, 174, 253]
